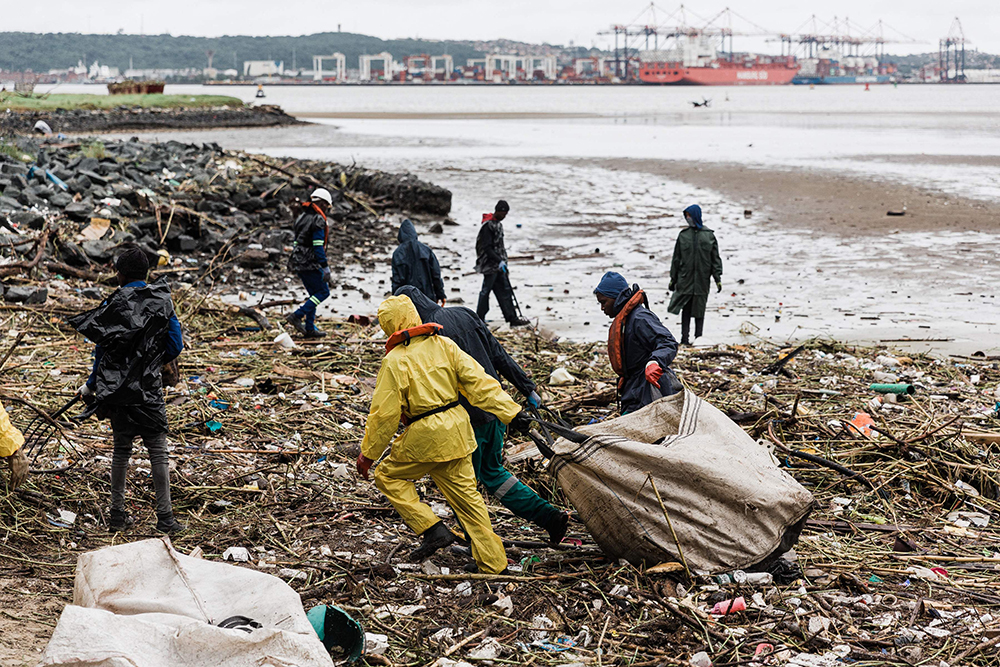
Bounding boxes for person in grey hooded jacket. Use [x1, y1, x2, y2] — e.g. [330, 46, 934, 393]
[391, 219, 446, 304]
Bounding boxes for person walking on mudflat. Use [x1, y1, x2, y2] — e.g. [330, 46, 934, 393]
[475, 200, 530, 327]
[667, 204, 723, 346]
[286, 188, 336, 338]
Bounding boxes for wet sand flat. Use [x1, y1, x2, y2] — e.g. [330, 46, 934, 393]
[587, 157, 1000, 236]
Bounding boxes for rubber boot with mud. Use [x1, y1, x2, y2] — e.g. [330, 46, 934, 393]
[156, 514, 186, 534]
[409, 521, 455, 562]
[284, 312, 309, 337]
[108, 509, 134, 532]
[546, 511, 570, 545]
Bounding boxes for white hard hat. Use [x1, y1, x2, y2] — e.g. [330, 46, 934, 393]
[311, 188, 333, 206]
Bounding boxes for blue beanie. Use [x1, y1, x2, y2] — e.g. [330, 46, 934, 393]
[594, 271, 629, 298]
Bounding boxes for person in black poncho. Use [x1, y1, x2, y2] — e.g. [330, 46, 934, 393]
[70, 246, 185, 534]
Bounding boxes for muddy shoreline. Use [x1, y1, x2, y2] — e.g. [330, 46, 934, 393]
[586, 157, 999, 236]
[0, 105, 301, 136]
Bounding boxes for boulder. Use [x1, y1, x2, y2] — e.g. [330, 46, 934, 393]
[64, 201, 94, 221]
[238, 249, 269, 269]
[82, 239, 116, 263]
[10, 210, 45, 230]
[4, 286, 48, 304]
[48, 192, 73, 209]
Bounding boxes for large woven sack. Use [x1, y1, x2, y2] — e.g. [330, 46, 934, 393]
[39, 537, 333, 667]
[550, 390, 814, 573]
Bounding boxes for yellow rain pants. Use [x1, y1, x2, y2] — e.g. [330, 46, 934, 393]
[375, 455, 507, 574]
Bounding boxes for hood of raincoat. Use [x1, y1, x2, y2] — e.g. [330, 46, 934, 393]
[612, 284, 642, 316]
[395, 285, 441, 323]
[397, 219, 418, 243]
[683, 204, 703, 229]
[378, 295, 422, 338]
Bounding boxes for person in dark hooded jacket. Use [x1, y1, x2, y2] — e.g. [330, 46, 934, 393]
[594, 271, 680, 414]
[395, 285, 570, 544]
[667, 204, 723, 345]
[70, 246, 184, 534]
[391, 219, 445, 304]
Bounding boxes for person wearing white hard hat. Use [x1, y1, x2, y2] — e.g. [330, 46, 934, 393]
[286, 189, 336, 338]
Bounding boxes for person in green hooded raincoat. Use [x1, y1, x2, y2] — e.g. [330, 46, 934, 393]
[667, 204, 723, 345]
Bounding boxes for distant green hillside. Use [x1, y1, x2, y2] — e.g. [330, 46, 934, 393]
[0, 32, 485, 73]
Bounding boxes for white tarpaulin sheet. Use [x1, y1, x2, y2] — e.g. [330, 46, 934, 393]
[549, 391, 814, 573]
[39, 537, 333, 667]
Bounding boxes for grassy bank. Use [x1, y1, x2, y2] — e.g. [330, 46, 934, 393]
[0, 92, 244, 111]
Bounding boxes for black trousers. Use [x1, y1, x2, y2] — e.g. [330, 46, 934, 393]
[681, 302, 704, 342]
[476, 272, 518, 323]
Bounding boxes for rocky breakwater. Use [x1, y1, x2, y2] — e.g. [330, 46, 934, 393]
[0, 104, 299, 135]
[0, 136, 452, 305]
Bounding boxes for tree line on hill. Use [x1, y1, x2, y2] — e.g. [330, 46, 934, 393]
[0, 32, 489, 73]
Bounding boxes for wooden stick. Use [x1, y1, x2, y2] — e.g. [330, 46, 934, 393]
[647, 472, 692, 580]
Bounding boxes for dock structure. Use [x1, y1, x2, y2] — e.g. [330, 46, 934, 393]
[312, 53, 346, 81]
[359, 51, 395, 81]
[403, 54, 455, 81]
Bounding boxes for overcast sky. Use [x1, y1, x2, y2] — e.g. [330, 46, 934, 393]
[5, 1, 997, 55]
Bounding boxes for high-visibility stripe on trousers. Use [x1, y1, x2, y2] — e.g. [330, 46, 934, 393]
[293, 270, 330, 330]
[375, 454, 508, 574]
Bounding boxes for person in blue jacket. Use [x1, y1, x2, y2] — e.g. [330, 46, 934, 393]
[594, 271, 680, 414]
[395, 285, 570, 545]
[285, 189, 336, 338]
[391, 219, 446, 305]
[71, 246, 184, 533]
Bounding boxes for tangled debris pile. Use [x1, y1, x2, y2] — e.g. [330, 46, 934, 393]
[2, 285, 1000, 666]
[0, 137, 452, 297]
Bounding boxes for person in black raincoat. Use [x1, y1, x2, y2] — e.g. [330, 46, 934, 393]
[594, 271, 680, 414]
[667, 204, 723, 345]
[395, 286, 570, 544]
[69, 246, 185, 533]
[391, 219, 445, 304]
[286, 188, 336, 338]
[475, 200, 529, 327]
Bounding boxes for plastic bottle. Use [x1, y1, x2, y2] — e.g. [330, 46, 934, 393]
[733, 570, 773, 586]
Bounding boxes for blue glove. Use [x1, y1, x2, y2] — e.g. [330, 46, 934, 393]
[527, 391, 541, 408]
[499, 261, 507, 273]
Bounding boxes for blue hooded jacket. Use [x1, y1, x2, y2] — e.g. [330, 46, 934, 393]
[606, 283, 680, 413]
[391, 219, 445, 302]
[684, 204, 703, 229]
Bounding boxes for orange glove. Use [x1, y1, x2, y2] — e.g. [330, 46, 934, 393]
[356, 453, 374, 480]
[645, 361, 663, 386]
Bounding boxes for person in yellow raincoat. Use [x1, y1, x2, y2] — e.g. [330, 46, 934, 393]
[1, 399, 29, 489]
[358, 295, 527, 574]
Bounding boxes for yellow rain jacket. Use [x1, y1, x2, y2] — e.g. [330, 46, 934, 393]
[0, 399, 25, 458]
[362, 295, 521, 463]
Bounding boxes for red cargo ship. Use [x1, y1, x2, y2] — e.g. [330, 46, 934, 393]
[639, 55, 799, 85]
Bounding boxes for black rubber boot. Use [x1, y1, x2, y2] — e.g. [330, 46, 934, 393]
[156, 515, 186, 534]
[109, 509, 134, 532]
[509, 317, 532, 327]
[284, 312, 309, 336]
[546, 511, 570, 545]
[409, 521, 456, 562]
[304, 327, 327, 339]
